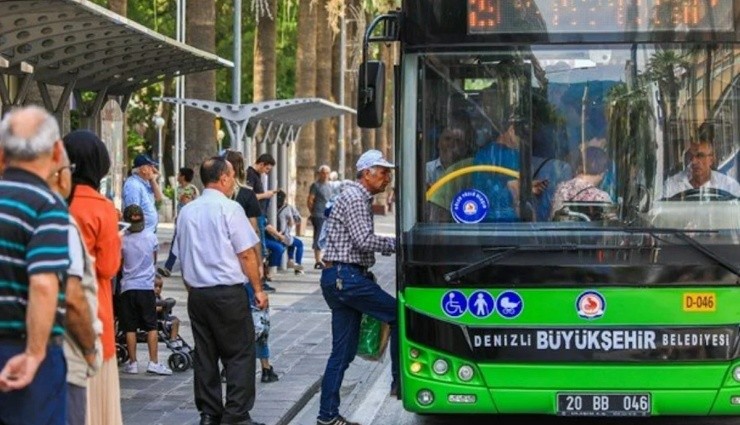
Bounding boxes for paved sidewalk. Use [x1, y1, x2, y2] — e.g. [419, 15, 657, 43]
[120, 214, 396, 425]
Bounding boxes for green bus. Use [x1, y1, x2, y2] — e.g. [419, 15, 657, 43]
[357, 0, 740, 417]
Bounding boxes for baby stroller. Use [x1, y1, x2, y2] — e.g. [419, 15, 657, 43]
[115, 297, 195, 372]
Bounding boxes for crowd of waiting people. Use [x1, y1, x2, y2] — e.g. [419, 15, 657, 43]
[0, 105, 351, 425]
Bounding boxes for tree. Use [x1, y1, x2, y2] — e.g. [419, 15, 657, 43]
[294, 0, 318, 217]
[315, 1, 334, 167]
[185, 0, 218, 182]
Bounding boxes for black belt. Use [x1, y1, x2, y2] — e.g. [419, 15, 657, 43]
[0, 334, 64, 347]
[326, 261, 369, 273]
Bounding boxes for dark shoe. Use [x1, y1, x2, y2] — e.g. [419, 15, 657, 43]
[222, 420, 265, 425]
[313, 262, 325, 270]
[200, 413, 221, 425]
[261, 366, 279, 383]
[262, 282, 276, 293]
[157, 267, 171, 278]
[317, 415, 360, 425]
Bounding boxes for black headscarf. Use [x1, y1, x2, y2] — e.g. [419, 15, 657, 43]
[62, 130, 111, 190]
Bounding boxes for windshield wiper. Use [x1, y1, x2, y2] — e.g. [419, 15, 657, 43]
[444, 246, 519, 282]
[443, 244, 584, 282]
[540, 226, 739, 278]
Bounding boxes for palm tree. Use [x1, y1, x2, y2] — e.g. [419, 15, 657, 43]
[253, 0, 277, 103]
[315, 0, 334, 168]
[185, 0, 217, 177]
[294, 0, 318, 218]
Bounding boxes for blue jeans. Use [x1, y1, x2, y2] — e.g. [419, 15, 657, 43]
[257, 215, 268, 257]
[0, 343, 66, 425]
[265, 237, 286, 267]
[243, 283, 269, 359]
[287, 238, 304, 265]
[317, 264, 398, 422]
[164, 216, 179, 271]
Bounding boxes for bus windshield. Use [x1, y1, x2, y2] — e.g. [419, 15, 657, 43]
[404, 44, 740, 287]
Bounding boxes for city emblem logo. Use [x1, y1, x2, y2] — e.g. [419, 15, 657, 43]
[441, 290, 467, 318]
[576, 290, 606, 319]
[495, 291, 523, 319]
[451, 189, 489, 224]
[467, 291, 495, 318]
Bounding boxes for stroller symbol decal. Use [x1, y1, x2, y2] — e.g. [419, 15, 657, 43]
[441, 290, 467, 317]
[496, 291, 523, 319]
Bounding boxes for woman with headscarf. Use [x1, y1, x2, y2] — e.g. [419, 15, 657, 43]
[63, 130, 123, 425]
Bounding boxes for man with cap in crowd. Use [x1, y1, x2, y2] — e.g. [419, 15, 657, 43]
[316, 149, 399, 425]
[123, 153, 163, 234]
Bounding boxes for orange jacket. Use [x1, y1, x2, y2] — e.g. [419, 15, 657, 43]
[69, 185, 122, 360]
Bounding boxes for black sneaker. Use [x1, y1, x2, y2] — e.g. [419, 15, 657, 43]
[316, 416, 360, 425]
[262, 282, 276, 293]
[157, 267, 171, 278]
[261, 366, 279, 383]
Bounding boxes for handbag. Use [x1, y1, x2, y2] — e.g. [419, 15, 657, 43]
[357, 314, 390, 361]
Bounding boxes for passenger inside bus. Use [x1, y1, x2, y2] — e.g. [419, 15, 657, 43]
[551, 146, 614, 221]
[663, 136, 740, 200]
[426, 126, 477, 222]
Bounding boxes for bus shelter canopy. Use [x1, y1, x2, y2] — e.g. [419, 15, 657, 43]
[0, 0, 232, 96]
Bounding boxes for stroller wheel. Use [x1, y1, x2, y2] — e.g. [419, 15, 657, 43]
[168, 351, 190, 372]
[116, 344, 129, 365]
[183, 351, 193, 369]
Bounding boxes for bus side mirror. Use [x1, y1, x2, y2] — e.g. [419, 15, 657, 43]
[357, 61, 385, 128]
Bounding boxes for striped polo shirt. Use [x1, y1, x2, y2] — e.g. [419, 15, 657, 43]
[0, 167, 69, 340]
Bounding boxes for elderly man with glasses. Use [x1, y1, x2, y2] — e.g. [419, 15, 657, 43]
[663, 137, 740, 199]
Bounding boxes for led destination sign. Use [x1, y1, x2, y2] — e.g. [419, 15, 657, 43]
[468, 0, 735, 34]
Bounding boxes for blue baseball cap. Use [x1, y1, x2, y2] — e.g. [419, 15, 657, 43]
[133, 153, 158, 168]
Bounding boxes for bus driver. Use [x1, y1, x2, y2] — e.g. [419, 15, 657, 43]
[663, 138, 740, 199]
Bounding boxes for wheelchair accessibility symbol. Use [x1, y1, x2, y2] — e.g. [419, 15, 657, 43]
[441, 290, 467, 318]
[467, 291, 495, 318]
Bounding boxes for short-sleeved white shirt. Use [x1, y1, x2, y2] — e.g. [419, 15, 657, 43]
[663, 170, 740, 198]
[173, 188, 259, 288]
[67, 221, 84, 279]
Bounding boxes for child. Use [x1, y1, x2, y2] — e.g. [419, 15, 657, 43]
[120, 204, 172, 375]
[158, 167, 198, 277]
[275, 190, 304, 275]
[154, 274, 181, 349]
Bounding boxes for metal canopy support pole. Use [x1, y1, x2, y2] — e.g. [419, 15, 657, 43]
[233, 0, 241, 151]
[338, 13, 346, 179]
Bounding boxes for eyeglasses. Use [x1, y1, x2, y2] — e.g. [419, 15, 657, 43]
[56, 163, 76, 174]
[691, 152, 713, 160]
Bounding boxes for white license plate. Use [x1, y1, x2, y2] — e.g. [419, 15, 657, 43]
[557, 393, 651, 417]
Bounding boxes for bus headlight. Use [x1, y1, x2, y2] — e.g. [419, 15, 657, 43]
[410, 362, 422, 374]
[458, 365, 474, 381]
[410, 348, 420, 359]
[733, 366, 740, 382]
[432, 359, 449, 375]
[417, 389, 434, 406]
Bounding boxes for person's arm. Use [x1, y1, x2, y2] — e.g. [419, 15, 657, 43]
[0, 273, 59, 391]
[255, 190, 274, 201]
[150, 171, 163, 202]
[237, 246, 267, 309]
[95, 205, 123, 281]
[64, 276, 96, 366]
[307, 184, 316, 212]
[342, 196, 395, 254]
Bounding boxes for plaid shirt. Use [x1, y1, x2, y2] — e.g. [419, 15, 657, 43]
[322, 181, 395, 268]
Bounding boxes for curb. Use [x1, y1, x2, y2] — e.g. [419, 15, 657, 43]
[275, 376, 322, 425]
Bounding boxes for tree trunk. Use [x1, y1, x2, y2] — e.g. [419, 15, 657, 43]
[295, 0, 318, 218]
[254, 0, 277, 102]
[315, 1, 334, 168]
[184, 0, 217, 184]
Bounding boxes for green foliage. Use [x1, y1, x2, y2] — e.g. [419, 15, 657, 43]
[163, 185, 175, 201]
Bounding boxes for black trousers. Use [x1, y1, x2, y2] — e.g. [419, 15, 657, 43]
[188, 284, 255, 422]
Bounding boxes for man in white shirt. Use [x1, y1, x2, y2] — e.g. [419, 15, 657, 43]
[663, 139, 740, 199]
[173, 157, 266, 425]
